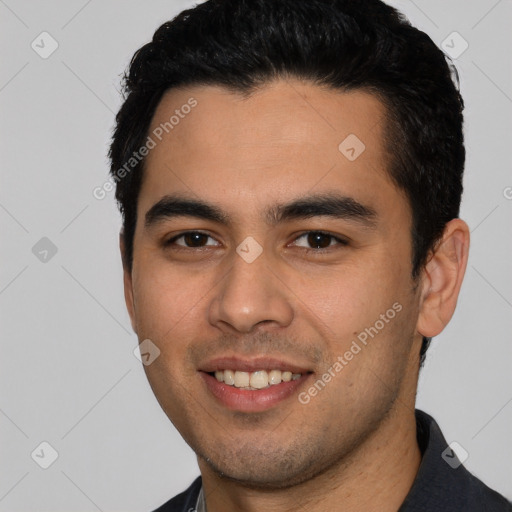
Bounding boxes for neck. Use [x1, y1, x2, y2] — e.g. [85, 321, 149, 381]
[198, 402, 421, 512]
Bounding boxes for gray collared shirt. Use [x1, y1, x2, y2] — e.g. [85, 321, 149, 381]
[195, 486, 206, 512]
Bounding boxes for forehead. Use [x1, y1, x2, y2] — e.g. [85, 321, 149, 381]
[139, 79, 408, 226]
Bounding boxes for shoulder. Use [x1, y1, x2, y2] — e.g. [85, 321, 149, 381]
[151, 476, 202, 512]
[400, 410, 512, 511]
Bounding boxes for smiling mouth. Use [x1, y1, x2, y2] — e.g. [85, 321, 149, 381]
[199, 356, 314, 411]
[209, 369, 303, 390]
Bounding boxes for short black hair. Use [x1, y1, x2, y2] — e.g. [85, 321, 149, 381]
[109, 0, 465, 366]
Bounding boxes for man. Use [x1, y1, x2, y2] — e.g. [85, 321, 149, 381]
[109, 0, 511, 510]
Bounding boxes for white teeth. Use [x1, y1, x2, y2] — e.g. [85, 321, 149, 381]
[234, 371, 250, 388]
[282, 371, 292, 382]
[224, 370, 235, 386]
[213, 369, 302, 389]
[268, 369, 281, 385]
[250, 370, 268, 389]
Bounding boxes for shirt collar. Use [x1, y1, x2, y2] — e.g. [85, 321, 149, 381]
[195, 485, 206, 512]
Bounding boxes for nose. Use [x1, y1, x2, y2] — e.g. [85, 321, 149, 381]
[208, 249, 294, 334]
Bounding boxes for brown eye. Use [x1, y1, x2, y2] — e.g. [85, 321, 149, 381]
[293, 231, 348, 250]
[165, 231, 220, 248]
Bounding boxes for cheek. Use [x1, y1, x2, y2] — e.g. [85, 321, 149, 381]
[297, 259, 401, 331]
[132, 244, 206, 316]
[133, 266, 202, 421]
[299, 256, 415, 376]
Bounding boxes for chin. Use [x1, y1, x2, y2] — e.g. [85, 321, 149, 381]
[197, 437, 332, 490]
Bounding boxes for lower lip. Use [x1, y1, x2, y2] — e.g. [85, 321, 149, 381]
[200, 372, 311, 413]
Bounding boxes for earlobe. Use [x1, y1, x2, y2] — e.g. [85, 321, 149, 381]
[120, 232, 138, 334]
[416, 219, 470, 337]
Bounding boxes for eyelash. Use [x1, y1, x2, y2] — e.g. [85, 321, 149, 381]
[163, 230, 349, 254]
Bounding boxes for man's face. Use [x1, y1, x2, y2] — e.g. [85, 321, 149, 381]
[124, 80, 424, 487]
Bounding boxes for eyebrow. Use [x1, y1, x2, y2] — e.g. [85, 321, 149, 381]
[144, 192, 378, 230]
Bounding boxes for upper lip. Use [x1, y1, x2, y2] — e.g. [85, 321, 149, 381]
[199, 356, 312, 374]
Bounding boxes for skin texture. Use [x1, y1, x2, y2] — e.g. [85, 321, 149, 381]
[121, 79, 470, 512]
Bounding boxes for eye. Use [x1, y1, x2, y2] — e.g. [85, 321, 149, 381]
[163, 230, 348, 253]
[291, 231, 348, 251]
[164, 231, 220, 248]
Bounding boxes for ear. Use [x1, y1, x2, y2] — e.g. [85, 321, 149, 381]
[120, 232, 138, 334]
[416, 218, 470, 337]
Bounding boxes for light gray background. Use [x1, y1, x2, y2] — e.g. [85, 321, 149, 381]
[1, 0, 511, 510]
